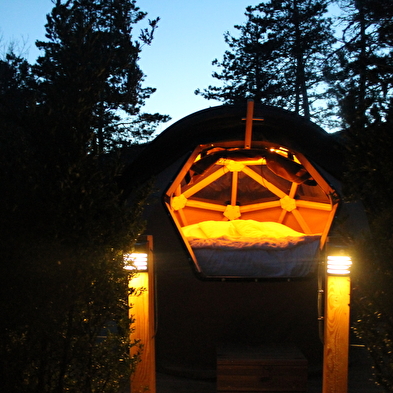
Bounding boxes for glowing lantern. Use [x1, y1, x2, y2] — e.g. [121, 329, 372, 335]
[124, 252, 149, 272]
[327, 254, 352, 275]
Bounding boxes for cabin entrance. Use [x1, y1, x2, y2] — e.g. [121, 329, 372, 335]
[164, 102, 339, 280]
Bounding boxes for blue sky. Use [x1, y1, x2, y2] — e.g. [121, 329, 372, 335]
[0, 0, 259, 132]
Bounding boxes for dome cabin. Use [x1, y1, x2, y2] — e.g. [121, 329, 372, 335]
[121, 101, 364, 377]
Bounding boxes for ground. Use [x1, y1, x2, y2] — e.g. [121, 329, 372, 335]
[122, 345, 384, 392]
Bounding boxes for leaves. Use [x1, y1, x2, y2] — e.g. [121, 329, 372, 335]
[336, 2, 393, 390]
[195, 0, 336, 125]
[34, 0, 168, 153]
[0, 1, 162, 392]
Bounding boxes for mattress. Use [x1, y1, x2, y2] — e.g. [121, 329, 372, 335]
[183, 220, 321, 278]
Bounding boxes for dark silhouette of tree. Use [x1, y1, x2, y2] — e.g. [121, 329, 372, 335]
[0, 1, 167, 392]
[33, 0, 169, 154]
[326, 0, 393, 133]
[195, 0, 336, 123]
[327, 1, 393, 390]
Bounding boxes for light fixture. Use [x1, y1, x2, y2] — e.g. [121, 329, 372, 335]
[327, 254, 352, 275]
[123, 239, 150, 272]
[123, 252, 148, 271]
[326, 244, 352, 275]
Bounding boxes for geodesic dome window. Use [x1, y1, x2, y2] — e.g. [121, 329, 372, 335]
[164, 140, 339, 280]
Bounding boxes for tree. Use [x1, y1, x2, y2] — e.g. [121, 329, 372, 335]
[328, 0, 393, 219]
[328, 1, 393, 390]
[0, 1, 167, 392]
[33, 0, 169, 154]
[195, 0, 336, 124]
[325, 0, 393, 133]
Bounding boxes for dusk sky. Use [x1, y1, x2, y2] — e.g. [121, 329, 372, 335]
[0, 0, 260, 133]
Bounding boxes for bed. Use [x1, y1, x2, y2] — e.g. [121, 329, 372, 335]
[182, 220, 321, 278]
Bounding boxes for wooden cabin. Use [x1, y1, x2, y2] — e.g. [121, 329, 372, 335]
[121, 102, 367, 378]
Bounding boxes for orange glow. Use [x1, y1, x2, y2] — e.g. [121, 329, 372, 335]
[327, 255, 352, 275]
[164, 141, 339, 276]
[166, 144, 336, 235]
[269, 147, 301, 164]
[163, 105, 340, 277]
[124, 252, 148, 271]
[217, 157, 266, 166]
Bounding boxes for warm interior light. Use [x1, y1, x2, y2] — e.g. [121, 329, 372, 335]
[269, 147, 301, 164]
[217, 157, 266, 166]
[124, 252, 148, 271]
[327, 255, 352, 275]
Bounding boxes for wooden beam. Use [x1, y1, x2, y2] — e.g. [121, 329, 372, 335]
[322, 275, 350, 393]
[296, 200, 332, 212]
[185, 199, 226, 212]
[320, 203, 339, 249]
[183, 166, 228, 199]
[239, 200, 282, 212]
[129, 236, 156, 393]
[278, 183, 298, 223]
[165, 148, 202, 196]
[295, 152, 338, 197]
[278, 209, 287, 224]
[241, 166, 287, 199]
[231, 171, 239, 206]
[289, 182, 298, 199]
[292, 209, 312, 234]
[244, 99, 254, 149]
[175, 185, 188, 226]
[163, 203, 203, 273]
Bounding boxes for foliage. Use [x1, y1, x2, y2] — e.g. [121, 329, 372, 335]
[195, 0, 336, 124]
[345, 113, 393, 391]
[0, 139, 148, 392]
[351, 205, 393, 392]
[33, 0, 169, 153]
[0, 1, 166, 392]
[325, 0, 393, 131]
[333, 1, 393, 390]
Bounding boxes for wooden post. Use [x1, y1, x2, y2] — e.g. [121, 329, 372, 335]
[244, 99, 254, 149]
[129, 236, 156, 393]
[322, 274, 350, 393]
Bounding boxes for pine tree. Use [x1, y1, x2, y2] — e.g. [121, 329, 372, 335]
[0, 1, 166, 392]
[328, 0, 393, 209]
[329, 1, 393, 390]
[326, 0, 393, 132]
[33, 0, 169, 154]
[195, 0, 336, 124]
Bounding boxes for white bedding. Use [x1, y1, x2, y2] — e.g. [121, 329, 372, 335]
[182, 220, 321, 278]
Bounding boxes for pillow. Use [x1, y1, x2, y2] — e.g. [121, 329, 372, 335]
[182, 223, 207, 239]
[198, 220, 240, 238]
[233, 220, 305, 238]
[232, 220, 267, 237]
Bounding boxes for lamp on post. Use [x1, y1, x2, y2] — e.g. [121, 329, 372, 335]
[322, 245, 352, 393]
[124, 235, 156, 393]
[124, 250, 149, 272]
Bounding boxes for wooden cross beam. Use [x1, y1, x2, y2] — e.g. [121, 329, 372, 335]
[242, 99, 264, 149]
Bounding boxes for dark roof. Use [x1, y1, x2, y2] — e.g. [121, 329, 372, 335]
[120, 103, 343, 195]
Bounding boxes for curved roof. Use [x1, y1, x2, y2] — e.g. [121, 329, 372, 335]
[120, 103, 343, 195]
